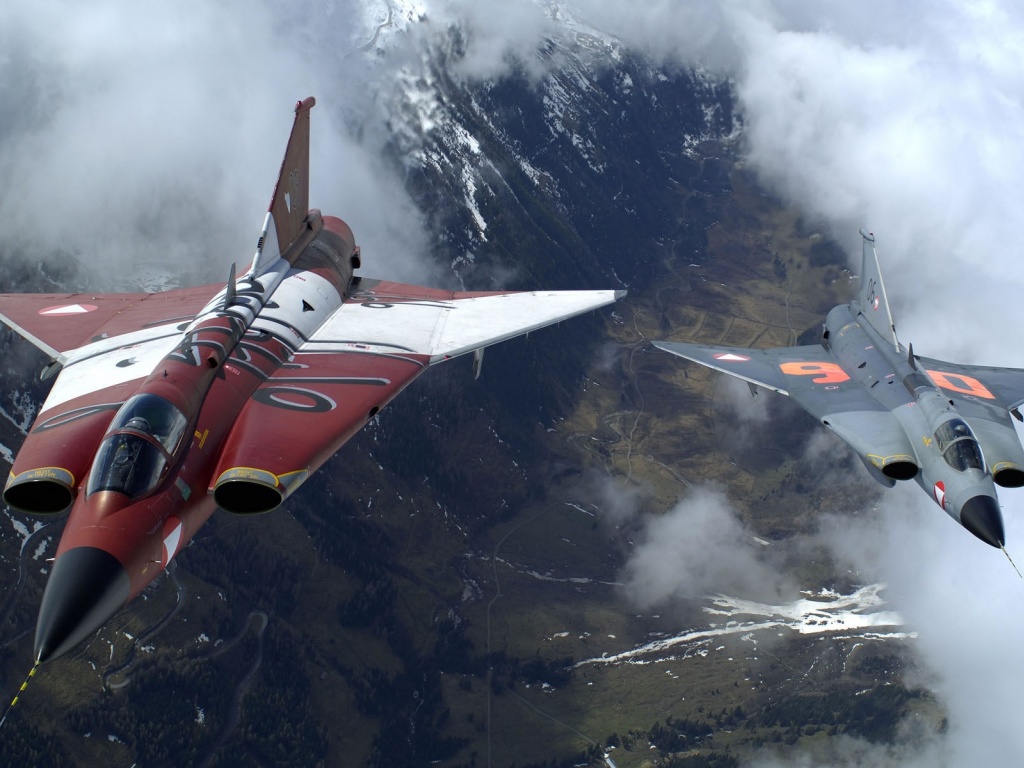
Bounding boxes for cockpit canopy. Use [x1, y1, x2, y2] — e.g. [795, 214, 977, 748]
[934, 418, 985, 473]
[87, 394, 189, 499]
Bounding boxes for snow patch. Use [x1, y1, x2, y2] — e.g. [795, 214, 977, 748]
[576, 584, 908, 667]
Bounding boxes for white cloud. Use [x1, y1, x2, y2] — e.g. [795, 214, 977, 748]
[537, 2, 1024, 762]
[583, 470, 649, 527]
[819, 485, 1024, 765]
[7, 0, 1024, 762]
[622, 485, 793, 608]
[0, 0, 433, 285]
[718, 374, 770, 429]
[724, 2, 1024, 363]
[434, 0, 556, 78]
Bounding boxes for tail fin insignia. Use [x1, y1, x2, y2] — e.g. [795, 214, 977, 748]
[269, 97, 315, 258]
[858, 228, 899, 351]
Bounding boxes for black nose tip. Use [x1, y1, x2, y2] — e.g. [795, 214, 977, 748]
[959, 495, 1005, 548]
[34, 547, 130, 663]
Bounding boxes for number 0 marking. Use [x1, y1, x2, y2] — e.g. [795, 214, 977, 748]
[925, 370, 995, 400]
[253, 386, 337, 412]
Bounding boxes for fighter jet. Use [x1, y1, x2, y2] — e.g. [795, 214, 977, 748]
[0, 98, 623, 663]
[654, 229, 1024, 551]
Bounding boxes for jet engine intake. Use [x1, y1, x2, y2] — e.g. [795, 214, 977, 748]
[5, 403, 122, 515]
[966, 415, 1024, 488]
[213, 467, 307, 514]
[992, 464, 1024, 488]
[880, 457, 919, 481]
[822, 410, 920, 486]
[853, 455, 895, 488]
[3, 467, 75, 514]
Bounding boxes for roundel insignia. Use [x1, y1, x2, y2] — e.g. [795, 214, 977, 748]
[714, 353, 750, 362]
[39, 303, 98, 316]
[162, 517, 184, 567]
[933, 481, 946, 509]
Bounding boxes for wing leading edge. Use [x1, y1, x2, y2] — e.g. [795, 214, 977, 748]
[915, 353, 1024, 413]
[209, 282, 625, 511]
[652, 339, 888, 421]
[0, 285, 221, 362]
[307, 282, 625, 362]
[652, 340, 798, 394]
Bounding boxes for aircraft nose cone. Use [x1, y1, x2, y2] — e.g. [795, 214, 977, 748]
[34, 546, 131, 663]
[959, 495, 1006, 549]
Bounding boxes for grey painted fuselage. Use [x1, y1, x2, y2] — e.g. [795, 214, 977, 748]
[655, 229, 1024, 548]
[822, 301, 1005, 546]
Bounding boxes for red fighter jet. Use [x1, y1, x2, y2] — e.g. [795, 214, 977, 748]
[0, 98, 623, 663]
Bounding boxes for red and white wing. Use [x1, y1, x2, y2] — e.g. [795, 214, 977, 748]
[0, 286, 219, 360]
[0, 285, 220, 512]
[304, 279, 625, 362]
[0, 286, 220, 416]
[208, 281, 623, 512]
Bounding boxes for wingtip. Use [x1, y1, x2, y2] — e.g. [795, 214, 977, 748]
[859, 227, 875, 242]
[295, 96, 316, 113]
[614, 289, 628, 300]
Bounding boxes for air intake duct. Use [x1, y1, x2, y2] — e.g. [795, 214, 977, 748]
[213, 467, 307, 514]
[4, 467, 75, 514]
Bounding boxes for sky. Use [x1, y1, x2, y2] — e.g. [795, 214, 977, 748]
[3, 0, 1024, 765]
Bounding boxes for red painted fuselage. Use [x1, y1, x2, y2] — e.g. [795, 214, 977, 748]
[1, 98, 623, 663]
[31, 213, 448, 660]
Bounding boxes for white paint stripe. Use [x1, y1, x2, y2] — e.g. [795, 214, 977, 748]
[39, 303, 97, 315]
[714, 353, 750, 361]
[163, 520, 183, 564]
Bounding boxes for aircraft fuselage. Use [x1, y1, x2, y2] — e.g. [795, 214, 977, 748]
[822, 302, 1004, 546]
[31, 215, 423, 662]
[654, 229, 1024, 552]
[0, 97, 624, 668]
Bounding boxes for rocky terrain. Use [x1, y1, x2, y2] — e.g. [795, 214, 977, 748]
[0, 6, 932, 766]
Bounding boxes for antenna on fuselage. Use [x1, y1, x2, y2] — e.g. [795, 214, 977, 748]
[1001, 545, 1023, 579]
[224, 262, 237, 307]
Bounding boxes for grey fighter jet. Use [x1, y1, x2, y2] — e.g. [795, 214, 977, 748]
[654, 229, 1024, 550]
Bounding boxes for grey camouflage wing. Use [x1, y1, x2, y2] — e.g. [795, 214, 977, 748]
[914, 355, 1024, 412]
[653, 340, 888, 422]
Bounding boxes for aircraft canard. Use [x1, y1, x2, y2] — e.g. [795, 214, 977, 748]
[654, 229, 1024, 554]
[0, 98, 625, 664]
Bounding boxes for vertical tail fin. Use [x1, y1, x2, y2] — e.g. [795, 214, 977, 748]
[857, 228, 899, 351]
[250, 97, 315, 275]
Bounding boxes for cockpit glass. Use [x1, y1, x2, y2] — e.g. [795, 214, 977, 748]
[86, 394, 189, 498]
[87, 433, 167, 498]
[934, 418, 985, 472]
[106, 394, 189, 454]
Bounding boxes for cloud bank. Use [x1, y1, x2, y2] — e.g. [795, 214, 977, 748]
[622, 485, 794, 611]
[5, 0, 1024, 763]
[0, 0, 433, 285]
[524, 1, 1024, 762]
